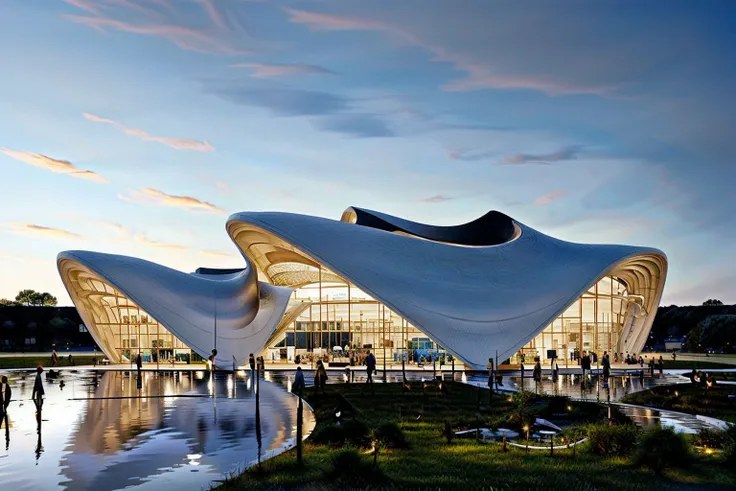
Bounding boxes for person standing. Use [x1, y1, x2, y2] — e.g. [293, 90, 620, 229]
[32, 366, 44, 405]
[0, 375, 11, 429]
[292, 366, 305, 396]
[581, 351, 590, 378]
[249, 353, 256, 379]
[363, 350, 376, 395]
[658, 355, 664, 376]
[51, 349, 58, 367]
[315, 360, 327, 394]
[602, 351, 610, 387]
[208, 349, 218, 372]
[135, 352, 142, 375]
[551, 357, 559, 382]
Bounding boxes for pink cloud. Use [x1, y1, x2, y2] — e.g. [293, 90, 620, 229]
[0, 148, 108, 183]
[63, 0, 251, 55]
[534, 190, 568, 206]
[230, 63, 334, 78]
[284, 8, 613, 96]
[83, 113, 214, 152]
[3, 223, 83, 240]
[119, 187, 225, 213]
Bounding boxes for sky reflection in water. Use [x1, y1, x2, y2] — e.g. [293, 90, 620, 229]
[0, 370, 311, 491]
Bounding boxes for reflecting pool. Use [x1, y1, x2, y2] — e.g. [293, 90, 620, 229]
[0, 370, 313, 491]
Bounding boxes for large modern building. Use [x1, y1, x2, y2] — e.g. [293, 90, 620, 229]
[58, 207, 667, 369]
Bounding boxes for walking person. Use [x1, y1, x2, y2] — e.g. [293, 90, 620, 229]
[658, 355, 664, 376]
[249, 353, 256, 380]
[532, 358, 542, 392]
[602, 351, 610, 387]
[135, 352, 142, 376]
[0, 375, 11, 430]
[363, 349, 376, 395]
[32, 366, 45, 406]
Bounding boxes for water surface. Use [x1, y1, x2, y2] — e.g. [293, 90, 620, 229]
[0, 370, 312, 491]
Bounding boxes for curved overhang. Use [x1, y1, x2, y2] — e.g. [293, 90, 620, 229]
[227, 209, 667, 369]
[57, 250, 292, 366]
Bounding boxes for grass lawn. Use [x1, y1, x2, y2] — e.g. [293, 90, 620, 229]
[217, 382, 736, 491]
[0, 355, 98, 369]
[621, 384, 736, 424]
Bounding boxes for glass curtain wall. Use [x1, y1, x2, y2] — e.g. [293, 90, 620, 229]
[268, 272, 444, 365]
[513, 276, 630, 367]
[83, 278, 198, 364]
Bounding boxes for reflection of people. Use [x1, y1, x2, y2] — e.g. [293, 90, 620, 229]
[35, 398, 43, 462]
[32, 366, 45, 404]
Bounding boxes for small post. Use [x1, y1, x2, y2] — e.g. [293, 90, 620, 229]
[550, 434, 554, 457]
[296, 391, 303, 467]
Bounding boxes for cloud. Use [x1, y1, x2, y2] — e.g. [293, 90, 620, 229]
[2, 223, 83, 240]
[448, 148, 495, 162]
[419, 195, 453, 203]
[0, 148, 108, 183]
[63, 0, 251, 55]
[134, 232, 188, 251]
[199, 249, 235, 258]
[231, 63, 334, 78]
[501, 145, 583, 165]
[206, 86, 348, 116]
[119, 187, 225, 213]
[534, 190, 568, 206]
[83, 113, 214, 152]
[95, 221, 130, 237]
[317, 114, 395, 138]
[215, 181, 229, 191]
[283, 8, 614, 96]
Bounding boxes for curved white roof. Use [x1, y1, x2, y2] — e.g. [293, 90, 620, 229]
[57, 250, 291, 367]
[57, 207, 666, 369]
[227, 208, 667, 369]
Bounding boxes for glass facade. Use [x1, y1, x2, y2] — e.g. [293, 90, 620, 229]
[267, 281, 446, 365]
[513, 276, 633, 366]
[267, 272, 636, 368]
[72, 276, 200, 364]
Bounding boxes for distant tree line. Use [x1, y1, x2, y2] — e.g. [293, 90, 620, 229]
[1, 290, 93, 351]
[1, 289, 58, 307]
[650, 299, 736, 353]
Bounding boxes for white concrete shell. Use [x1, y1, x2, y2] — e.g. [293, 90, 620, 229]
[57, 250, 292, 367]
[227, 208, 667, 369]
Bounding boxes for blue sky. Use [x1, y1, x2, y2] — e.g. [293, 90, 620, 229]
[1, 0, 735, 306]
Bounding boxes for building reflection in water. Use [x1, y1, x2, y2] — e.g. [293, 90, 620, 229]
[0, 370, 313, 491]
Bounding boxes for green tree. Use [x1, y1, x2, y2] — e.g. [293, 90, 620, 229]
[702, 299, 724, 306]
[0, 298, 17, 306]
[14, 289, 57, 306]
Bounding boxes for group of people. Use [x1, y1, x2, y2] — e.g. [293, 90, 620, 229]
[290, 349, 377, 397]
[690, 369, 718, 389]
[50, 349, 74, 367]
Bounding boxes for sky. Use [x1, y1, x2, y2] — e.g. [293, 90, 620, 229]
[0, 0, 735, 307]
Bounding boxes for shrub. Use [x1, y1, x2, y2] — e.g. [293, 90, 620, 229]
[342, 418, 371, 447]
[633, 426, 691, 475]
[693, 427, 727, 449]
[373, 422, 409, 449]
[330, 449, 372, 478]
[723, 425, 736, 464]
[310, 423, 345, 446]
[585, 423, 640, 457]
